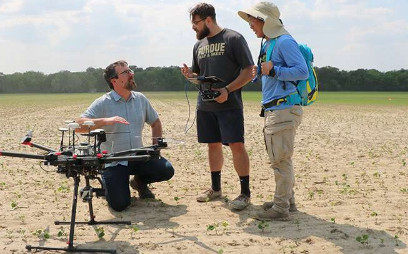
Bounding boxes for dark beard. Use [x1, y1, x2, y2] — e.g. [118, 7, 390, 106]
[196, 24, 210, 40]
[125, 78, 136, 91]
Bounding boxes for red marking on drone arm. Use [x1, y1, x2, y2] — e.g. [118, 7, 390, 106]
[22, 142, 33, 147]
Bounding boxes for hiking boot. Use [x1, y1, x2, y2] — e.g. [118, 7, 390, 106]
[229, 194, 250, 210]
[255, 208, 289, 221]
[130, 176, 155, 199]
[262, 201, 298, 212]
[196, 189, 222, 202]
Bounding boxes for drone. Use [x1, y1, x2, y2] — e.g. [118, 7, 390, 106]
[187, 76, 226, 101]
[0, 120, 168, 254]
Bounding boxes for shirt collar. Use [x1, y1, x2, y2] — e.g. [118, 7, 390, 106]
[109, 90, 135, 102]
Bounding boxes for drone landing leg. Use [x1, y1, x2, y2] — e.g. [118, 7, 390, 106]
[55, 177, 131, 226]
[85, 177, 131, 226]
[26, 176, 117, 254]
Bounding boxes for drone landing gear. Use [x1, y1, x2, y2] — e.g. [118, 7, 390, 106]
[26, 176, 131, 254]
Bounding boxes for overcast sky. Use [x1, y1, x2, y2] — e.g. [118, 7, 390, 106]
[0, 0, 407, 74]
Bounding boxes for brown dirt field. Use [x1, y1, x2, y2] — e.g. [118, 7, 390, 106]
[0, 96, 407, 254]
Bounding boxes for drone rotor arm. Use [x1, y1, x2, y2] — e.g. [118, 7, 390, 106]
[103, 155, 151, 163]
[28, 143, 56, 153]
[0, 150, 47, 160]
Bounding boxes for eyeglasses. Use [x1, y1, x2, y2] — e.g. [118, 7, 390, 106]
[118, 69, 133, 76]
[110, 69, 133, 79]
[192, 18, 205, 26]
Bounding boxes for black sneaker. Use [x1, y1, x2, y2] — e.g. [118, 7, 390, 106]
[130, 176, 155, 199]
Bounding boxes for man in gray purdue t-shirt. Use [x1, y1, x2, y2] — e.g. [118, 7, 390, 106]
[181, 3, 254, 210]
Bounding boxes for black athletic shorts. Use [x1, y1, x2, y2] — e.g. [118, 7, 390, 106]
[197, 108, 245, 144]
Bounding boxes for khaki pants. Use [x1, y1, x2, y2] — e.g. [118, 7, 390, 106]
[263, 106, 302, 213]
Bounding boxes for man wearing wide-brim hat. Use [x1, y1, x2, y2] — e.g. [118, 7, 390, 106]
[238, 2, 309, 220]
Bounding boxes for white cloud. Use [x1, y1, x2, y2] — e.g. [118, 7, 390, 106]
[348, 19, 408, 41]
[0, 10, 84, 46]
[0, 0, 407, 73]
[0, 0, 23, 14]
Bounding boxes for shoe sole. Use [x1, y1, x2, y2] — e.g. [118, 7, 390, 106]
[196, 197, 221, 202]
[230, 205, 249, 211]
[196, 191, 222, 202]
[263, 203, 298, 212]
[254, 216, 290, 221]
[229, 202, 250, 210]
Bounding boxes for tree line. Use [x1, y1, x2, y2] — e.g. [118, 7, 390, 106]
[0, 66, 407, 93]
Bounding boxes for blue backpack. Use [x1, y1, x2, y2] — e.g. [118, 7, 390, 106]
[266, 38, 318, 106]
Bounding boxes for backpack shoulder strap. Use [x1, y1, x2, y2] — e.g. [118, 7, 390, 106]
[265, 38, 277, 62]
[265, 37, 294, 89]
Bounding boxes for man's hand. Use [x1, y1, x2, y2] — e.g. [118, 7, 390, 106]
[75, 116, 129, 133]
[214, 87, 228, 103]
[252, 65, 258, 78]
[181, 63, 195, 79]
[104, 116, 129, 126]
[261, 61, 273, 75]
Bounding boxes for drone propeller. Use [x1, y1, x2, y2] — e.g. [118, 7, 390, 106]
[19, 130, 56, 152]
[20, 130, 33, 144]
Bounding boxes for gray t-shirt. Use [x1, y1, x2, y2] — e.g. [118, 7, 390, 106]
[192, 28, 254, 111]
[80, 90, 158, 155]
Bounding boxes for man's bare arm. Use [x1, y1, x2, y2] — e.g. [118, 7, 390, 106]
[75, 116, 129, 133]
[214, 65, 254, 103]
[150, 118, 162, 145]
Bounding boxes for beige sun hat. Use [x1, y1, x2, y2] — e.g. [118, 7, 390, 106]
[238, 2, 289, 38]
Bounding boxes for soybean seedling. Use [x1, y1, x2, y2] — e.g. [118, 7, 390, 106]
[222, 221, 229, 234]
[11, 201, 17, 210]
[94, 227, 105, 239]
[19, 215, 26, 224]
[207, 224, 215, 234]
[356, 234, 369, 247]
[330, 218, 336, 224]
[17, 229, 26, 238]
[294, 219, 301, 231]
[130, 225, 139, 238]
[32, 229, 50, 241]
[223, 195, 229, 203]
[394, 235, 401, 246]
[57, 227, 67, 238]
[257, 220, 269, 234]
[169, 226, 178, 237]
[57, 182, 70, 193]
[370, 211, 379, 224]
[207, 223, 219, 235]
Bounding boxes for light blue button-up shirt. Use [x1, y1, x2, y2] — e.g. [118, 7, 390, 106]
[262, 34, 309, 111]
[81, 90, 158, 167]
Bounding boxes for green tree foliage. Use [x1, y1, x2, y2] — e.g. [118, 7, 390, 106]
[315, 67, 408, 91]
[0, 66, 407, 93]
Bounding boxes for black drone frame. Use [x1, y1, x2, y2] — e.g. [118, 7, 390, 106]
[187, 76, 226, 101]
[0, 123, 167, 254]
